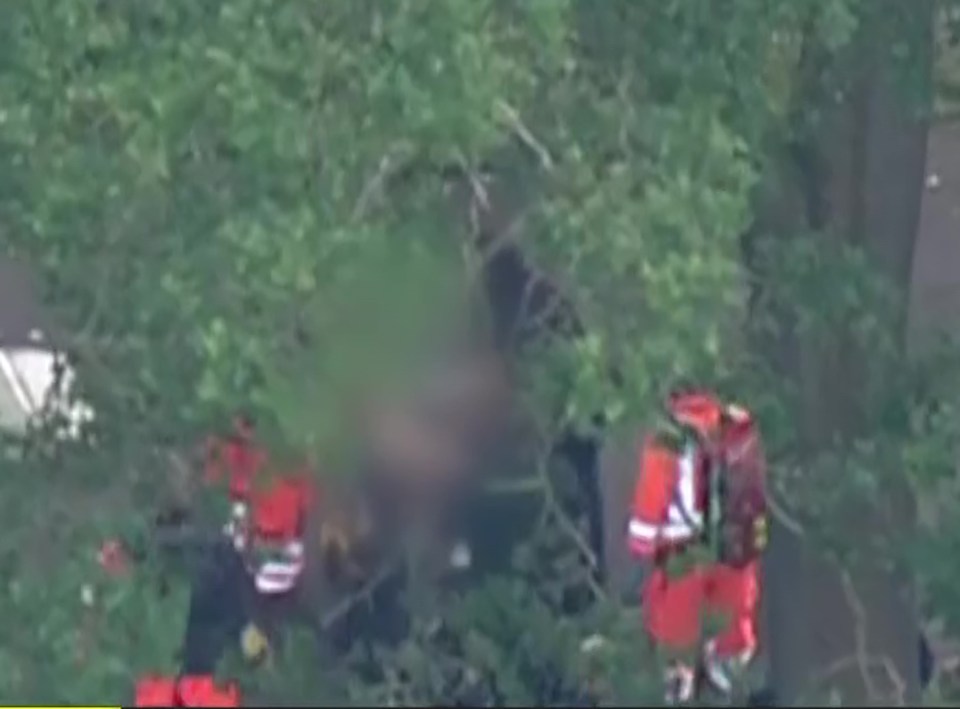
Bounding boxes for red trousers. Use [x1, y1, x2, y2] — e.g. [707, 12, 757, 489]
[641, 559, 759, 659]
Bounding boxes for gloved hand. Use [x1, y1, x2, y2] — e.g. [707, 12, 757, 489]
[240, 622, 270, 664]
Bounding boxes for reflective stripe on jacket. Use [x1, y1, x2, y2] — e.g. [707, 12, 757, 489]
[627, 435, 706, 557]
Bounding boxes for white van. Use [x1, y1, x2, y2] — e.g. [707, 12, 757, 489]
[0, 258, 94, 438]
[0, 332, 94, 437]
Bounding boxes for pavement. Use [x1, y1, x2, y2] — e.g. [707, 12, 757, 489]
[0, 257, 51, 427]
[909, 120, 960, 344]
[0, 257, 54, 349]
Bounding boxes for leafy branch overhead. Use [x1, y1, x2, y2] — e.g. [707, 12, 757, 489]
[0, 0, 957, 706]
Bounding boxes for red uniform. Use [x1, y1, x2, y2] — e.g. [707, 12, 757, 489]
[245, 473, 314, 594]
[135, 674, 240, 707]
[627, 391, 767, 697]
[204, 420, 316, 595]
[203, 418, 267, 499]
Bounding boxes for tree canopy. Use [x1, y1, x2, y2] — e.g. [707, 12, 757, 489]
[0, 0, 957, 705]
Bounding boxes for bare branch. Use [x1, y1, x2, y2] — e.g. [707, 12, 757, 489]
[838, 569, 908, 705]
[767, 488, 806, 538]
[495, 99, 554, 171]
[530, 429, 606, 600]
[461, 163, 489, 293]
[474, 202, 531, 265]
[518, 283, 571, 340]
[165, 448, 201, 508]
[812, 652, 907, 704]
[460, 157, 491, 213]
[318, 555, 403, 632]
[351, 143, 412, 222]
[151, 524, 223, 551]
[483, 475, 544, 495]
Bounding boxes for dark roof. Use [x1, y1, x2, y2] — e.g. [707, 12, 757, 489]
[0, 256, 56, 349]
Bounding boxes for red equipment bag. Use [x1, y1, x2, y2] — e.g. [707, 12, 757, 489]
[134, 675, 178, 707]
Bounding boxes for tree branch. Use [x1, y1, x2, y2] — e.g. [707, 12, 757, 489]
[317, 555, 404, 632]
[495, 99, 554, 171]
[351, 143, 412, 222]
[767, 486, 806, 538]
[530, 428, 606, 600]
[838, 568, 907, 705]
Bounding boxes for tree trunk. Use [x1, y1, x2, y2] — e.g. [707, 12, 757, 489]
[597, 431, 640, 597]
[757, 3, 934, 704]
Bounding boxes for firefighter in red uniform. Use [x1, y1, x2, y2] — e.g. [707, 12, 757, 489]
[205, 418, 314, 597]
[625, 390, 768, 703]
[182, 414, 316, 673]
[134, 674, 241, 707]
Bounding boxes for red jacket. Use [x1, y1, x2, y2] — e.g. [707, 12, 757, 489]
[628, 434, 709, 557]
[203, 432, 267, 500]
[203, 424, 317, 594]
[135, 675, 240, 707]
[204, 431, 316, 539]
[246, 472, 315, 594]
[249, 472, 315, 541]
[627, 392, 766, 564]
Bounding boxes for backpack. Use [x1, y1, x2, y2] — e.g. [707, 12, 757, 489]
[663, 394, 769, 567]
[713, 408, 768, 567]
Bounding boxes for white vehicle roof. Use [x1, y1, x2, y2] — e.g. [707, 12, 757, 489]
[0, 256, 94, 438]
[0, 357, 26, 432]
[0, 345, 94, 437]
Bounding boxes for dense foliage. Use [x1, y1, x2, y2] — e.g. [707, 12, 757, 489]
[0, 0, 956, 705]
